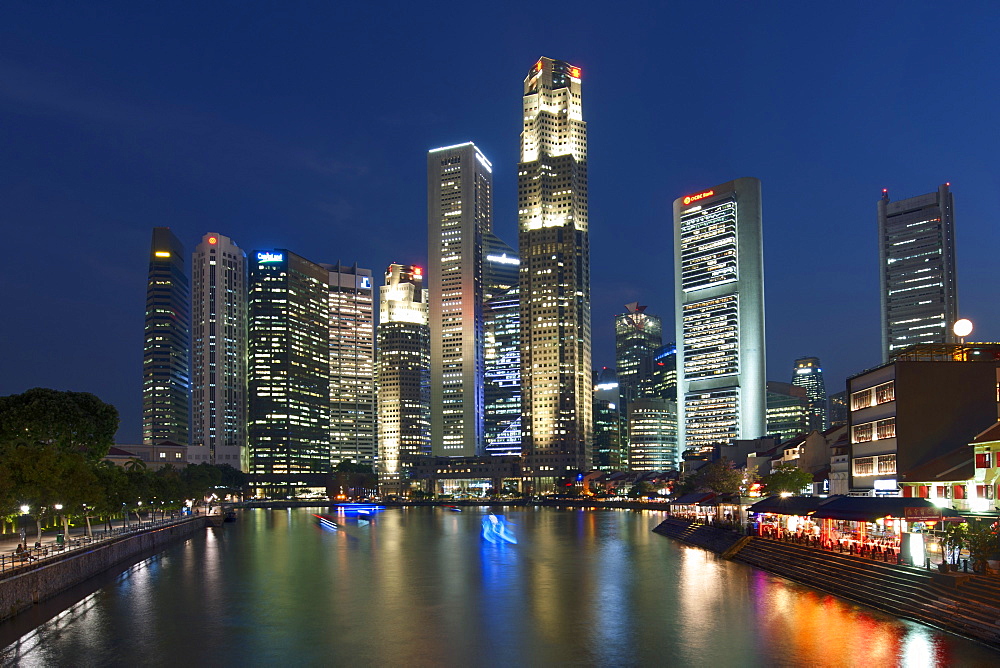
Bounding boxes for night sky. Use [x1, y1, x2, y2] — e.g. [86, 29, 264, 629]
[2, 2, 998, 443]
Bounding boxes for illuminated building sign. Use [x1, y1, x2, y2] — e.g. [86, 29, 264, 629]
[413, 267, 422, 276]
[682, 190, 715, 206]
[570, 67, 581, 78]
[359, 276, 371, 290]
[487, 253, 520, 266]
[208, 236, 218, 245]
[154, 251, 171, 258]
[257, 252, 284, 263]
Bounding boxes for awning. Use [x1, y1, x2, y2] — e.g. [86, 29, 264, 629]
[810, 496, 964, 522]
[671, 492, 716, 505]
[746, 496, 826, 516]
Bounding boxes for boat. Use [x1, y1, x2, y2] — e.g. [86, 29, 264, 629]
[445, 505, 463, 512]
[224, 510, 238, 523]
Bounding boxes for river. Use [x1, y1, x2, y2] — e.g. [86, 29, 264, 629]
[2, 507, 998, 667]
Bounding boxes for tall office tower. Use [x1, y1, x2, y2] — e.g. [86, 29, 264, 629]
[628, 397, 678, 471]
[766, 381, 810, 442]
[484, 233, 520, 300]
[647, 343, 678, 400]
[428, 142, 493, 457]
[791, 356, 828, 432]
[518, 56, 592, 480]
[484, 287, 521, 457]
[377, 264, 431, 490]
[615, 303, 663, 407]
[674, 178, 766, 454]
[878, 184, 958, 362]
[143, 227, 191, 447]
[828, 391, 849, 428]
[593, 399, 627, 471]
[323, 263, 376, 467]
[190, 233, 246, 468]
[248, 250, 330, 496]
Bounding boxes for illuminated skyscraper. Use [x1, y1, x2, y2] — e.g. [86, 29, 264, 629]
[323, 263, 376, 467]
[377, 264, 431, 491]
[428, 142, 493, 457]
[484, 286, 521, 457]
[766, 381, 810, 442]
[791, 356, 827, 432]
[615, 303, 663, 408]
[674, 178, 766, 453]
[878, 184, 958, 362]
[248, 250, 330, 496]
[143, 227, 191, 447]
[628, 398, 678, 471]
[518, 56, 592, 480]
[190, 233, 246, 468]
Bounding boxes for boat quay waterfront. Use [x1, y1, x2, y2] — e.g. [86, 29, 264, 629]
[0, 516, 205, 622]
[654, 516, 1000, 648]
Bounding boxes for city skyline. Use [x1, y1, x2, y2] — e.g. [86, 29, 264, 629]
[3, 3, 999, 444]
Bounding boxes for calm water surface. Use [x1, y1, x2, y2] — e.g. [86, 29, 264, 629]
[2, 507, 998, 667]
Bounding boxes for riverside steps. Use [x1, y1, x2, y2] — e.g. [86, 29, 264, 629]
[653, 517, 1000, 648]
[0, 517, 206, 622]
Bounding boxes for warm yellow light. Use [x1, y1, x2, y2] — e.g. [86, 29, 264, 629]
[953, 319, 973, 338]
[154, 251, 171, 258]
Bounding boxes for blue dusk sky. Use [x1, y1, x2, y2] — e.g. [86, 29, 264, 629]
[2, 2, 997, 443]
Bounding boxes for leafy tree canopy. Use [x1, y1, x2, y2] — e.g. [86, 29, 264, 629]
[0, 388, 118, 460]
[760, 463, 814, 496]
[692, 458, 746, 495]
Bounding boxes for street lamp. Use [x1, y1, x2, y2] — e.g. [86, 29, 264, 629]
[137, 500, 143, 526]
[18, 505, 29, 546]
[953, 319, 973, 361]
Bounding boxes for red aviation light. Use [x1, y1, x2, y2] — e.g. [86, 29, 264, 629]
[208, 236, 218, 245]
[682, 189, 715, 205]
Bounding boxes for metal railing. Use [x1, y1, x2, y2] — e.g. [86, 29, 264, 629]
[0, 516, 193, 575]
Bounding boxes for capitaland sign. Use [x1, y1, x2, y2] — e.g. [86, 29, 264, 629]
[682, 190, 715, 206]
[257, 252, 284, 263]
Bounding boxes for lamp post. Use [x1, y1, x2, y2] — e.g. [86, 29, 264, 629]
[18, 505, 29, 547]
[953, 319, 973, 361]
[54, 504, 64, 545]
[137, 500, 143, 527]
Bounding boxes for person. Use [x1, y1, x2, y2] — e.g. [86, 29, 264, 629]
[15, 543, 25, 559]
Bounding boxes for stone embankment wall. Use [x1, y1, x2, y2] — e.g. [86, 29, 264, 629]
[0, 518, 205, 622]
[651, 517, 746, 553]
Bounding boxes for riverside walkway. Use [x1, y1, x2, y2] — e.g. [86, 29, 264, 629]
[0, 514, 195, 577]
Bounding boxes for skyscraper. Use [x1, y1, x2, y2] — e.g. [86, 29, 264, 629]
[377, 264, 431, 492]
[628, 397, 678, 471]
[484, 286, 521, 457]
[766, 381, 810, 442]
[791, 356, 827, 432]
[878, 184, 958, 362]
[190, 233, 246, 468]
[428, 142, 493, 457]
[615, 303, 663, 408]
[324, 263, 376, 467]
[648, 343, 678, 401]
[143, 227, 191, 448]
[674, 178, 766, 454]
[248, 250, 330, 496]
[518, 56, 592, 481]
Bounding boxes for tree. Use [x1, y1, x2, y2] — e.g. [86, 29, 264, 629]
[628, 481, 656, 498]
[760, 464, 814, 496]
[693, 458, 746, 495]
[0, 388, 118, 460]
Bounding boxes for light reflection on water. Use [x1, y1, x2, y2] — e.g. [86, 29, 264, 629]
[1, 507, 998, 667]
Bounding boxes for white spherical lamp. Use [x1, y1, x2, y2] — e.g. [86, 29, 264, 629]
[953, 319, 973, 339]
